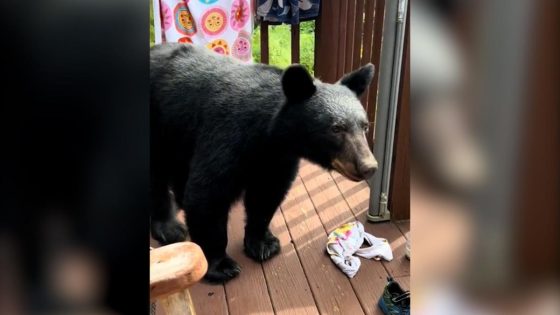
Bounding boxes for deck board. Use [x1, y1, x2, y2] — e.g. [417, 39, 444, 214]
[224, 203, 275, 315]
[374, 223, 410, 278]
[396, 220, 410, 237]
[183, 163, 409, 315]
[281, 175, 365, 315]
[299, 163, 358, 233]
[263, 210, 319, 315]
[330, 171, 396, 315]
[189, 282, 229, 315]
[331, 169, 410, 278]
[330, 171, 370, 217]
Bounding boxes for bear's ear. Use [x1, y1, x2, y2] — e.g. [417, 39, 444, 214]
[338, 63, 375, 97]
[282, 64, 316, 102]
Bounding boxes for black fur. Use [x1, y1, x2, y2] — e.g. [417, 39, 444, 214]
[150, 43, 374, 283]
[339, 63, 375, 97]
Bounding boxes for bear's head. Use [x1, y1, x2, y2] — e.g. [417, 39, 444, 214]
[271, 63, 378, 182]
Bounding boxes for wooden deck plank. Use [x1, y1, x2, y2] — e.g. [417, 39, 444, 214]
[330, 171, 371, 217]
[396, 221, 410, 263]
[224, 203, 275, 315]
[329, 172, 391, 315]
[330, 166, 410, 279]
[306, 167, 390, 315]
[347, 229, 392, 315]
[190, 282, 229, 315]
[262, 210, 319, 315]
[299, 163, 357, 232]
[330, 172, 410, 267]
[281, 172, 365, 315]
[396, 220, 410, 237]
[373, 222, 410, 278]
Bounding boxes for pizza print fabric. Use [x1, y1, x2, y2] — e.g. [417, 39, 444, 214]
[201, 7, 227, 36]
[158, 0, 253, 63]
[207, 39, 230, 55]
[174, 2, 197, 35]
[230, 0, 250, 31]
[232, 30, 252, 61]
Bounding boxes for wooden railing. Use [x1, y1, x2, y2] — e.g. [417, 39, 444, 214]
[258, 21, 301, 65]
[259, 0, 387, 149]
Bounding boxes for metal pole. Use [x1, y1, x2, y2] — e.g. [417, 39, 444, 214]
[368, 0, 408, 222]
[152, 0, 162, 45]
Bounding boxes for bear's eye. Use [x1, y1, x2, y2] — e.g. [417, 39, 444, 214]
[331, 125, 344, 133]
[363, 123, 370, 132]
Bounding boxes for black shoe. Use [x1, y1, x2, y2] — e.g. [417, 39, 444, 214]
[378, 277, 410, 315]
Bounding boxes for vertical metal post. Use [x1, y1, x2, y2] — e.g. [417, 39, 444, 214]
[152, 0, 162, 44]
[367, 0, 408, 222]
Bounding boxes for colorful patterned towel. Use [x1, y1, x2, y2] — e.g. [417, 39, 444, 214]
[156, 0, 254, 62]
[326, 221, 393, 278]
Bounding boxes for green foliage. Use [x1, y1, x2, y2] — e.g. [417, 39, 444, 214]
[252, 21, 315, 75]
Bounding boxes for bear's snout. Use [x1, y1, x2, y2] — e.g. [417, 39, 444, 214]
[357, 158, 378, 180]
[332, 154, 377, 181]
[332, 131, 378, 182]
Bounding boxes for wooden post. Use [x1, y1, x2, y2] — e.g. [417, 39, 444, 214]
[314, 0, 339, 83]
[367, 0, 387, 145]
[337, 0, 348, 78]
[260, 21, 269, 64]
[291, 23, 300, 64]
[344, 0, 357, 73]
[150, 242, 208, 315]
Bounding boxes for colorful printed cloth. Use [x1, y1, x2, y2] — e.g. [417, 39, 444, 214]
[326, 221, 393, 278]
[157, 0, 254, 62]
[256, 0, 320, 24]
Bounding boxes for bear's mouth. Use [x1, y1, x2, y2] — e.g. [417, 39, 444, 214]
[332, 159, 363, 182]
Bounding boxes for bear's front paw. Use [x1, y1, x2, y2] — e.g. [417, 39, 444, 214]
[204, 255, 241, 283]
[151, 219, 188, 245]
[244, 230, 281, 262]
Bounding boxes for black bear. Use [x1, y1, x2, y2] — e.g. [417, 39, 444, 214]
[150, 43, 378, 283]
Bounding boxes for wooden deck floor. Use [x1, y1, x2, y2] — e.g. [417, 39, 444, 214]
[157, 160, 410, 315]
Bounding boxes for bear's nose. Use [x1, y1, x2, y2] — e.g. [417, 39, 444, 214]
[358, 160, 378, 179]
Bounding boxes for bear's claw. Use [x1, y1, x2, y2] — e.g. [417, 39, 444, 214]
[244, 230, 281, 262]
[204, 255, 241, 283]
[151, 219, 188, 245]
